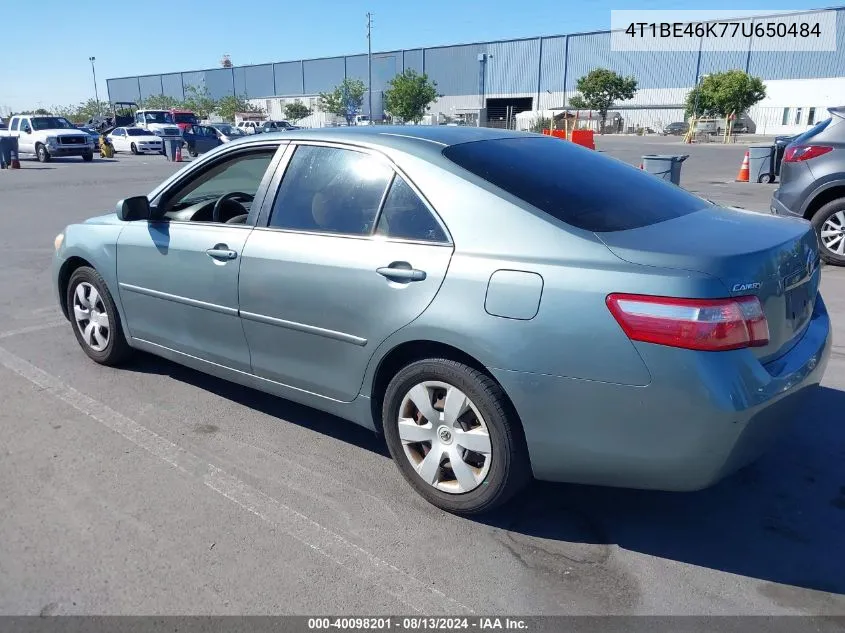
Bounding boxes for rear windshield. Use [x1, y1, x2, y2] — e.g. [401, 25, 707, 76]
[441, 137, 711, 232]
[791, 117, 832, 145]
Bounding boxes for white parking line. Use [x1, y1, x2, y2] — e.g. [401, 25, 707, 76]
[0, 320, 65, 339]
[0, 342, 474, 615]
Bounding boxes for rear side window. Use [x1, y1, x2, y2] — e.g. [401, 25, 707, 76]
[442, 137, 711, 232]
[375, 177, 448, 242]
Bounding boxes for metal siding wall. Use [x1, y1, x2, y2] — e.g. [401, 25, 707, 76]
[403, 49, 423, 73]
[486, 39, 540, 94]
[346, 55, 368, 82]
[539, 36, 567, 93]
[241, 64, 275, 98]
[274, 61, 303, 95]
[204, 68, 235, 99]
[424, 44, 485, 97]
[748, 9, 845, 80]
[107, 78, 141, 103]
[303, 57, 345, 94]
[566, 32, 697, 92]
[181, 71, 205, 93]
[373, 52, 401, 90]
[233, 67, 247, 96]
[138, 75, 162, 100]
[161, 73, 184, 100]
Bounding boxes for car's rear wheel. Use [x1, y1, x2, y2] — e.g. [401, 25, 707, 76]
[811, 198, 845, 266]
[382, 359, 530, 515]
[67, 267, 133, 366]
[130, 143, 138, 155]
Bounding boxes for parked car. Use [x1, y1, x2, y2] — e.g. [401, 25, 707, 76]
[207, 123, 246, 143]
[662, 122, 689, 136]
[107, 127, 163, 154]
[52, 126, 830, 515]
[133, 109, 182, 141]
[260, 120, 302, 133]
[0, 115, 96, 162]
[236, 120, 264, 135]
[771, 106, 845, 265]
[182, 124, 223, 156]
[170, 109, 199, 134]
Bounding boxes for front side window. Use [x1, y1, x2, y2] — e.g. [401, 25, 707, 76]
[268, 145, 393, 236]
[162, 149, 276, 212]
[375, 177, 447, 242]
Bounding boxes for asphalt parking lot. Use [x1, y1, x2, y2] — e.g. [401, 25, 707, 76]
[1, 141, 844, 617]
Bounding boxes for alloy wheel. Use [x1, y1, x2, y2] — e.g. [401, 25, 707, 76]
[397, 381, 492, 494]
[72, 282, 110, 352]
[820, 210, 845, 256]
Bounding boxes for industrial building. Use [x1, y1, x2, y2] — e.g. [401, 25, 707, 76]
[106, 6, 845, 136]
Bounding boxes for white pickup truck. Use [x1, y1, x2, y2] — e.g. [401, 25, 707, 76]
[0, 115, 96, 162]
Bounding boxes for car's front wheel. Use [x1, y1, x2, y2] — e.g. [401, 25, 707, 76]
[82, 151, 93, 162]
[130, 143, 138, 155]
[382, 359, 530, 515]
[36, 143, 50, 163]
[67, 266, 133, 365]
[812, 198, 845, 266]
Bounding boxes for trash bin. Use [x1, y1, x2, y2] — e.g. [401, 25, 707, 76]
[748, 143, 776, 184]
[641, 154, 689, 185]
[163, 137, 180, 161]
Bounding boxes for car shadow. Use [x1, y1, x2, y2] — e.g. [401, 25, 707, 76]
[118, 351, 845, 596]
[123, 352, 390, 458]
[482, 385, 845, 598]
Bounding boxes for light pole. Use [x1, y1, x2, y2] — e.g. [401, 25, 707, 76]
[366, 12, 373, 122]
[89, 56, 100, 114]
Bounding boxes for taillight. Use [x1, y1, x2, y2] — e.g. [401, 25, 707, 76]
[606, 294, 769, 351]
[783, 145, 833, 162]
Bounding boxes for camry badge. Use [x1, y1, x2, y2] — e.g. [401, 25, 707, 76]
[732, 282, 762, 292]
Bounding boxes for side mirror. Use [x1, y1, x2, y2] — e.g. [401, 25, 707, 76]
[24, 128, 32, 134]
[116, 196, 151, 221]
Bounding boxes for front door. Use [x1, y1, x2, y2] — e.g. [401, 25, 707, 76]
[239, 143, 454, 401]
[116, 146, 280, 372]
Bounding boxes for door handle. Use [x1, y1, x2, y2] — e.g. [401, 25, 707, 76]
[376, 263, 426, 282]
[206, 246, 238, 260]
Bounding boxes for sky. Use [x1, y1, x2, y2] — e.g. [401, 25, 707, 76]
[0, 0, 834, 112]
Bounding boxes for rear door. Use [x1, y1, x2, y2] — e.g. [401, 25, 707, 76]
[238, 142, 454, 402]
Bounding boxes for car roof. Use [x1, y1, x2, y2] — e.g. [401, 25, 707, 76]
[235, 125, 527, 150]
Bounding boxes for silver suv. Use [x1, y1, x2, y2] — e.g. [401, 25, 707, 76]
[771, 106, 845, 266]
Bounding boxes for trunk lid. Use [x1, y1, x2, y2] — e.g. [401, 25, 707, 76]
[597, 206, 821, 362]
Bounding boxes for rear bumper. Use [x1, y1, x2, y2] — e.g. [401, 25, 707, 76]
[492, 294, 832, 491]
[770, 194, 799, 217]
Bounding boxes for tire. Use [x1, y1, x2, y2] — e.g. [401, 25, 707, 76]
[810, 198, 845, 266]
[66, 266, 133, 366]
[82, 151, 93, 162]
[130, 143, 138, 155]
[757, 173, 774, 184]
[36, 143, 50, 163]
[382, 359, 531, 515]
[189, 146, 198, 158]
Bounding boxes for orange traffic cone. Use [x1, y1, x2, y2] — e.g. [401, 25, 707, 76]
[10, 158, 20, 169]
[174, 144, 182, 162]
[735, 151, 750, 182]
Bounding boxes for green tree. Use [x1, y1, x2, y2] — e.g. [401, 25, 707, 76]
[139, 94, 183, 110]
[568, 68, 637, 133]
[383, 69, 439, 124]
[684, 70, 766, 140]
[318, 78, 366, 124]
[183, 85, 218, 119]
[216, 95, 264, 122]
[284, 99, 311, 122]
